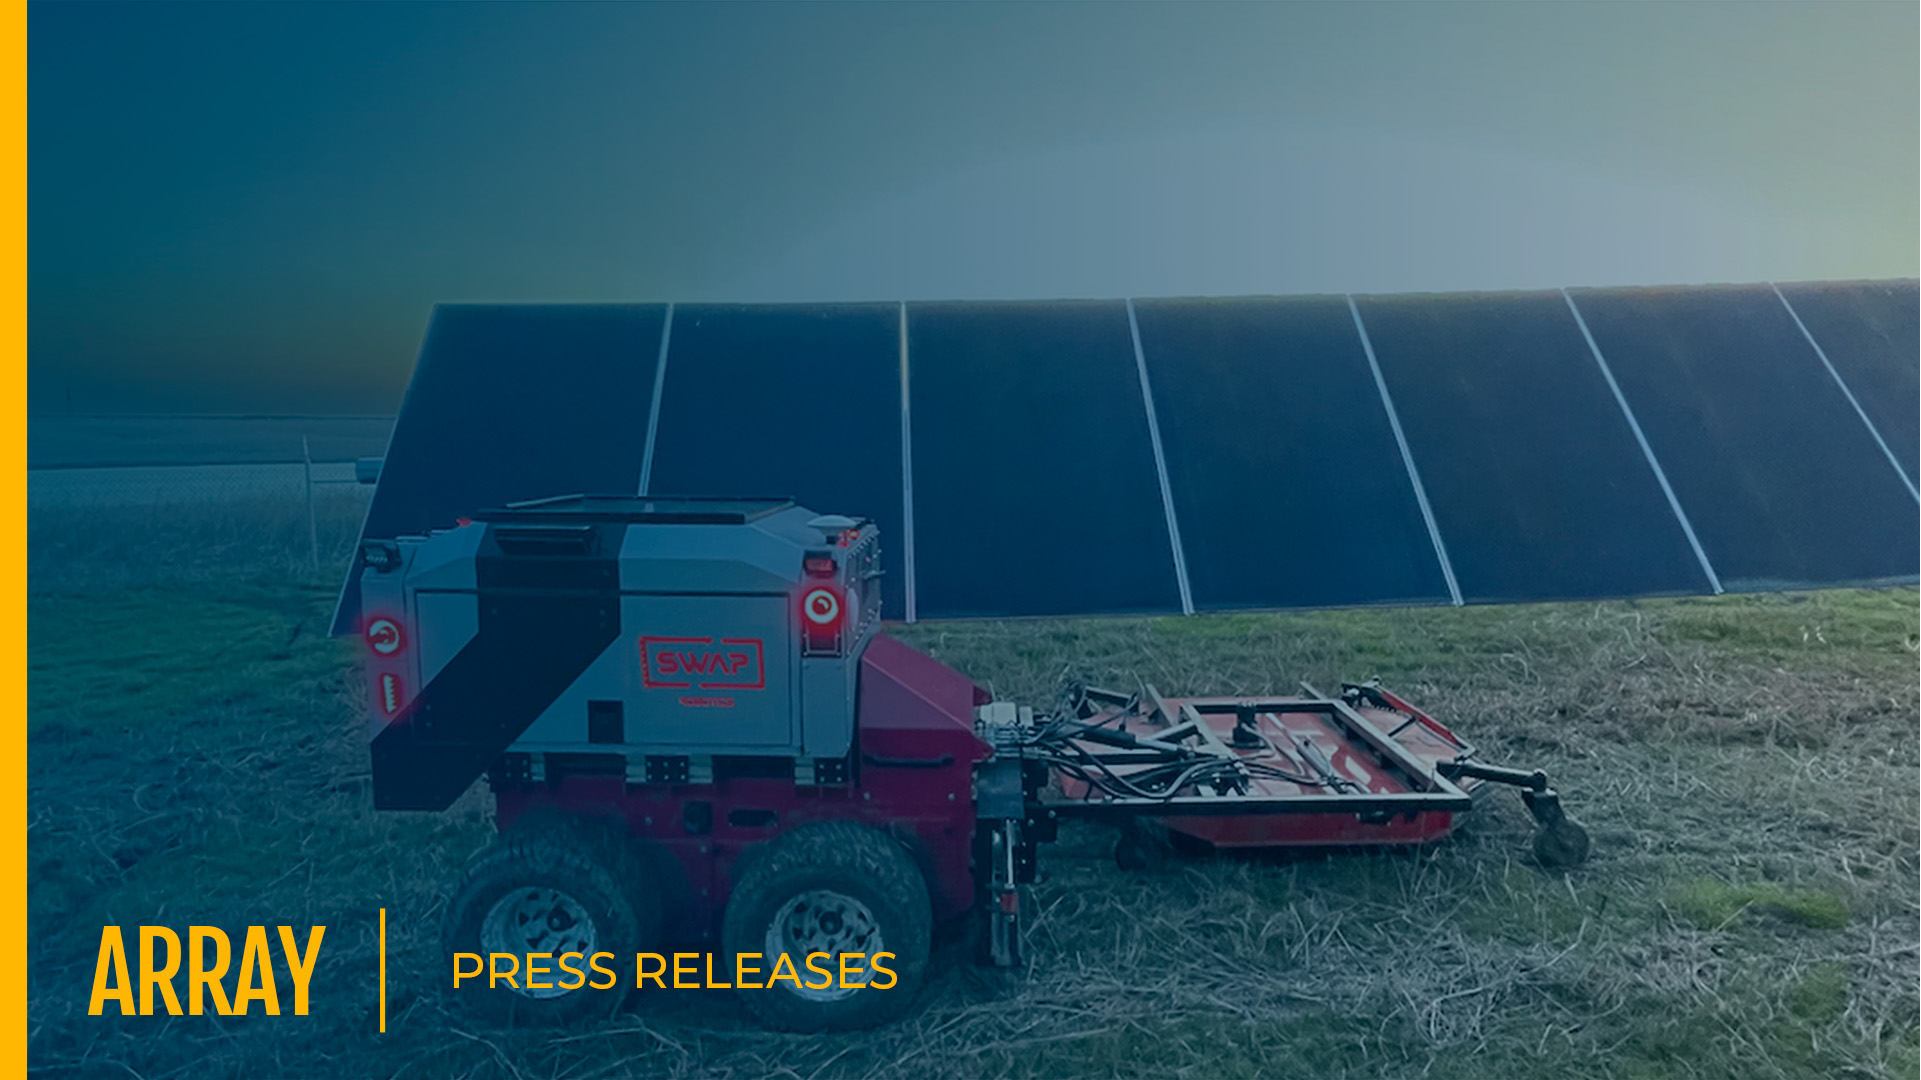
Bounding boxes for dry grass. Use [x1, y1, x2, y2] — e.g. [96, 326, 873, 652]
[25, 509, 1920, 1079]
[29, 490, 373, 593]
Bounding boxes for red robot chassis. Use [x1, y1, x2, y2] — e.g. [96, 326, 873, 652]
[359, 496, 1588, 1031]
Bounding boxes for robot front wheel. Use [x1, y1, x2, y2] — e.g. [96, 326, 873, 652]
[721, 821, 933, 1032]
[440, 819, 659, 1026]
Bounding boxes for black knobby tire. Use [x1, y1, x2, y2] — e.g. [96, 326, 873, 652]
[722, 821, 932, 1031]
[442, 818, 659, 1026]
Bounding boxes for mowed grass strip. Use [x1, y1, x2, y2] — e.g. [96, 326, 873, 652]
[27, 575, 1920, 1080]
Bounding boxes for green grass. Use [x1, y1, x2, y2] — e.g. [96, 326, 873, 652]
[28, 582, 352, 734]
[1666, 878, 1851, 931]
[26, 582, 489, 948]
[1456, 863, 1594, 944]
[26, 557, 1920, 1080]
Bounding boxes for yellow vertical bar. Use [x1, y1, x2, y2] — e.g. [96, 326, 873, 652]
[378, 908, 387, 1033]
[5, 1, 25, 1072]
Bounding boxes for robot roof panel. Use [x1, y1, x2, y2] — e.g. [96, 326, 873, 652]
[479, 495, 798, 526]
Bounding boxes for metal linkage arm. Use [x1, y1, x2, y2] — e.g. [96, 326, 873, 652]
[1435, 759, 1548, 792]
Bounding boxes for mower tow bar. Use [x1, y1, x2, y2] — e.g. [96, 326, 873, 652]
[1437, 758, 1591, 869]
[1436, 759, 1548, 791]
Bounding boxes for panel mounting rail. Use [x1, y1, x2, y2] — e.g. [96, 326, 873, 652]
[637, 302, 676, 496]
[1770, 283, 1919, 502]
[1346, 296, 1464, 606]
[898, 302, 919, 623]
[1126, 299, 1195, 616]
[1562, 288, 1724, 594]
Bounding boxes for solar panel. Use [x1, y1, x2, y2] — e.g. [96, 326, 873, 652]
[1353, 291, 1713, 602]
[1771, 280, 1919, 487]
[1569, 285, 1919, 588]
[1131, 296, 1451, 610]
[335, 281, 1918, 633]
[906, 301, 1182, 618]
[331, 303, 668, 633]
[645, 303, 909, 617]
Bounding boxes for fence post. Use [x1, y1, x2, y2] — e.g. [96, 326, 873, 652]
[303, 436, 319, 571]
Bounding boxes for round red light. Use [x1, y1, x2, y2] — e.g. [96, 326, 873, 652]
[802, 588, 841, 627]
[366, 618, 403, 656]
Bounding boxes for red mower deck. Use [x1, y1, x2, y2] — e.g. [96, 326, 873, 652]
[1052, 686, 1481, 849]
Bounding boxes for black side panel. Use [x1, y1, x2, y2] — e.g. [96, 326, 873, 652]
[333, 304, 666, 634]
[908, 301, 1181, 618]
[1131, 296, 1449, 609]
[1571, 285, 1919, 588]
[647, 303, 906, 617]
[1773, 280, 1920, 483]
[371, 524, 622, 811]
[1356, 292, 1711, 602]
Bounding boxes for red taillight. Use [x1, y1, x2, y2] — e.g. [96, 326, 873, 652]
[801, 586, 844, 656]
[380, 673, 402, 715]
[366, 618, 403, 656]
[802, 588, 842, 628]
[803, 555, 836, 577]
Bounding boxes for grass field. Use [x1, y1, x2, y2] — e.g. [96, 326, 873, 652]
[25, 513, 1921, 1079]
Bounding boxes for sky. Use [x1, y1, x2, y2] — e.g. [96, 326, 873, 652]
[28, 1, 1919, 414]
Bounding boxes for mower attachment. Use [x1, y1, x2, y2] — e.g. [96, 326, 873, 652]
[985, 678, 1588, 871]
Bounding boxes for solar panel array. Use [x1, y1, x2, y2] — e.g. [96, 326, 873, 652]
[334, 280, 1919, 633]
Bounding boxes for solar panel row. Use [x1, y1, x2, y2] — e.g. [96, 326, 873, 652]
[335, 281, 1919, 633]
